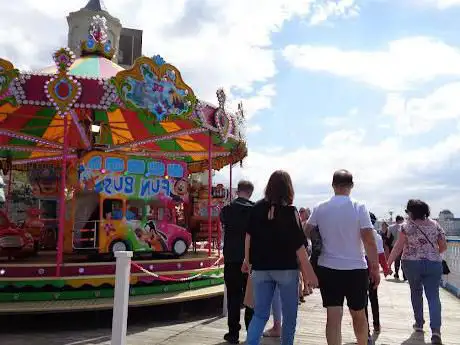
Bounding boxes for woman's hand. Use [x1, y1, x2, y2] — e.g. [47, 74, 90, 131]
[241, 258, 251, 273]
[303, 271, 319, 290]
[302, 283, 313, 296]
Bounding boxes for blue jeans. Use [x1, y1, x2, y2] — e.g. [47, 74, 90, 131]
[272, 286, 282, 322]
[402, 259, 442, 331]
[247, 270, 299, 345]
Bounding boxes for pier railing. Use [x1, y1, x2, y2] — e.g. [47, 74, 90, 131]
[441, 238, 460, 297]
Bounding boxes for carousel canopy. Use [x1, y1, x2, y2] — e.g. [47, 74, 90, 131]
[38, 56, 124, 79]
[0, 15, 247, 173]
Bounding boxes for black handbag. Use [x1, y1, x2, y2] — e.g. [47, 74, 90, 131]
[414, 224, 450, 275]
[310, 226, 322, 258]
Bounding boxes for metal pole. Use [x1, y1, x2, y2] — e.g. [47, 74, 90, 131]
[207, 131, 212, 256]
[229, 164, 232, 202]
[111, 251, 133, 345]
[222, 163, 232, 316]
[56, 114, 69, 277]
[5, 166, 12, 214]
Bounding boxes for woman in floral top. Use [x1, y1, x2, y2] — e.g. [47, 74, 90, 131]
[388, 199, 447, 345]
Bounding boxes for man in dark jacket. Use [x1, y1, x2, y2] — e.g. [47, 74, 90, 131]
[221, 180, 254, 344]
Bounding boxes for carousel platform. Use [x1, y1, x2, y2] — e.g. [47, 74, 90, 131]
[0, 284, 224, 315]
[0, 250, 224, 313]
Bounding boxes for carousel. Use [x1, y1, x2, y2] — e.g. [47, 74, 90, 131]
[0, 15, 246, 314]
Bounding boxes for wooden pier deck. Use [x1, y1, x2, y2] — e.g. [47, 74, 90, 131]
[2, 277, 459, 345]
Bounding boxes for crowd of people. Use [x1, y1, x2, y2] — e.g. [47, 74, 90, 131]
[220, 169, 448, 345]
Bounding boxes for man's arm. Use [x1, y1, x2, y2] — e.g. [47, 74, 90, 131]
[361, 228, 380, 286]
[219, 205, 227, 224]
[242, 233, 251, 273]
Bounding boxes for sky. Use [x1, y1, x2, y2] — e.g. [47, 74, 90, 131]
[1, 0, 460, 219]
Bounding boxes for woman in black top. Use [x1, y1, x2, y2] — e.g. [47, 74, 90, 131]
[243, 170, 318, 345]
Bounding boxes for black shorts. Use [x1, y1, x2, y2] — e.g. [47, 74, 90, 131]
[317, 265, 368, 311]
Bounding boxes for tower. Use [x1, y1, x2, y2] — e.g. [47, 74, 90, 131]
[67, 0, 122, 62]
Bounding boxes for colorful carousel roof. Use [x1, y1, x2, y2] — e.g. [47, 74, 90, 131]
[38, 56, 124, 79]
[0, 15, 247, 173]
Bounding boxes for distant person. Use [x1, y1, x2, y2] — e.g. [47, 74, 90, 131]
[298, 207, 312, 302]
[305, 169, 380, 345]
[263, 286, 282, 337]
[389, 215, 406, 280]
[388, 199, 447, 345]
[299, 207, 312, 256]
[366, 212, 391, 339]
[243, 272, 254, 330]
[244, 170, 318, 345]
[380, 222, 392, 259]
[220, 180, 254, 344]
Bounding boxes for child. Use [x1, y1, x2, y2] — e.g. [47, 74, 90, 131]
[263, 286, 282, 337]
[243, 272, 254, 330]
[243, 274, 283, 337]
[367, 213, 392, 340]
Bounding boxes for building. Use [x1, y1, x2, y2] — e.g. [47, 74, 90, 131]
[66, 0, 142, 66]
[437, 210, 460, 237]
[118, 27, 143, 68]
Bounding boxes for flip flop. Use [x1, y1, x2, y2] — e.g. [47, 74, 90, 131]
[263, 330, 281, 338]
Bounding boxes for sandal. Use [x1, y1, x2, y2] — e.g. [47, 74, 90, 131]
[413, 323, 424, 332]
[263, 329, 281, 338]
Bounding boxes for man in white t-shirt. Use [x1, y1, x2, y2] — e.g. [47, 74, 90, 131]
[305, 170, 379, 345]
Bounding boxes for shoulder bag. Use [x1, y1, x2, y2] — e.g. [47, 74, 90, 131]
[414, 223, 450, 275]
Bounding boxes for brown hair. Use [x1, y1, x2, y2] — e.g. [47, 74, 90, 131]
[406, 199, 430, 220]
[237, 180, 254, 193]
[264, 170, 294, 205]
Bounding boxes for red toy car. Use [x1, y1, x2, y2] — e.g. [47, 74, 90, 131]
[0, 210, 35, 259]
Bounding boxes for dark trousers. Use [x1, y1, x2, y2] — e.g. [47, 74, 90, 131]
[395, 255, 407, 279]
[224, 262, 248, 336]
[244, 307, 254, 330]
[365, 280, 380, 334]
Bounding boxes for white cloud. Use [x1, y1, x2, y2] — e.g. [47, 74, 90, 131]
[246, 124, 262, 133]
[323, 107, 358, 127]
[283, 37, 460, 90]
[310, 0, 360, 25]
[216, 128, 460, 217]
[228, 84, 276, 121]
[0, 0, 359, 104]
[321, 128, 366, 146]
[423, 0, 460, 9]
[383, 82, 460, 135]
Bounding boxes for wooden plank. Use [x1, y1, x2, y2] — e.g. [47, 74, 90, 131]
[1, 278, 459, 344]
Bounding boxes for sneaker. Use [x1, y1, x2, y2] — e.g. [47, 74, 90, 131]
[394, 274, 399, 280]
[224, 333, 239, 344]
[431, 333, 442, 345]
[413, 324, 424, 332]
